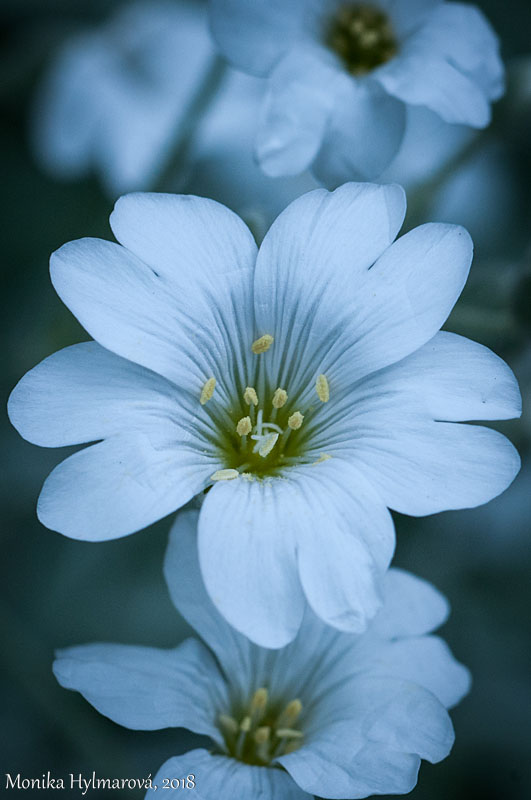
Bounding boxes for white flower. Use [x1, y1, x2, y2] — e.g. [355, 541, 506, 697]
[53, 510, 471, 800]
[209, 0, 504, 183]
[31, 0, 215, 194]
[8, 182, 521, 647]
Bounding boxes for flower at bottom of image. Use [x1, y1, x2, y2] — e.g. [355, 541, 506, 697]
[53, 509, 470, 799]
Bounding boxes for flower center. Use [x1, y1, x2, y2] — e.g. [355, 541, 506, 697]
[199, 334, 332, 481]
[218, 688, 304, 766]
[327, 3, 397, 75]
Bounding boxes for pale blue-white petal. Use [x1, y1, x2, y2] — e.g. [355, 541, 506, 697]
[371, 568, 449, 638]
[209, 0, 304, 76]
[148, 750, 310, 799]
[53, 640, 226, 743]
[354, 636, 472, 708]
[381, 0, 443, 36]
[51, 194, 256, 394]
[358, 331, 522, 423]
[37, 434, 214, 540]
[8, 342, 180, 447]
[313, 77, 406, 185]
[256, 45, 342, 177]
[353, 419, 520, 516]
[375, 39, 491, 127]
[198, 456, 394, 646]
[253, 182, 406, 389]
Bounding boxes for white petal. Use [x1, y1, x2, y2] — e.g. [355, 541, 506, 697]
[256, 46, 342, 177]
[53, 640, 226, 742]
[8, 342, 179, 447]
[198, 477, 306, 648]
[382, 0, 443, 36]
[359, 331, 521, 423]
[313, 78, 406, 185]
[371, 568, 450, 638]
[375, 41, 491, 127]
[356, 636, 472, 708]
[37, 434, 214, 540]
[164, 509, 260, 697]
[354, 420, 520, 516]
[253, 182, 406, 388]
[209, 0, 304, 76]
[51, 195, 256, 392]
[148, 751, 309, 799]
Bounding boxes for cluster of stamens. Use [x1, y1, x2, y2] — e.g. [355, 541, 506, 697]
[327, 3, 397, 75]
[218, 688, 304, 766]
[200, 334, 331, 481]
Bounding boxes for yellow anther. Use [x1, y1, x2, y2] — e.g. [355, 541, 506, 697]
[276, 728, 304, 740]
[240, 716, 252, 732]
[211, 469, 239, 482]
[288, 411, 304, 430]
[316, 374, 330, 402]
[199, 377, 216, 405]
[219, 714, 239, 735]
[236, 416, 252, 436]
[272, 388, 288, 409]
[251, 334, 274, 354]
[251, 688, 269, 713]
[254, 726, 271, 745]
[244, 387, 259, 406]
[284, 739, 303, 755]
[312, 453, 332, 466]
[277, 699, 302, 729]
[258, 432, 279, 458]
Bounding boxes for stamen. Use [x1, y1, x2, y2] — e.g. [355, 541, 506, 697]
[258, 432, 279, 458]
[251, 334, 274, 354]
[312, 453, 332, 465]
[276, 699, 303, 729]
[219, 714, 239, 736]
[254, 726, 271, 763]
[199, 377, 216, 405]
[276, 728, 304, 740]
[236, 416, 252, 436]
[240, 716, 252, 732]
[244, 387, 259, 406]
[211, 469, 239, 481]
[316, 374, 330, 402]
[251, 688, 269, 714]
[272, 388, 288, 408]
[288, 411, 304, 430]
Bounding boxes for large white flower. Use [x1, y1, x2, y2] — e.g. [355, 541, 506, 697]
[8, 183, 521, 647]
[53, 510, 471, 800]
[209, 0, 504, 183]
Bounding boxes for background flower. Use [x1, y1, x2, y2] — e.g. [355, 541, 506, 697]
[54, 509, 470, 800]
[209, 0, 504, 183]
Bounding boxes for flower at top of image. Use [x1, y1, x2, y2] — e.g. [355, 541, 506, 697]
[31, 0, 216, 195]
[209, 0, 504, 184]
[53, 509, 471, 800]
[8, 182, 521, 647]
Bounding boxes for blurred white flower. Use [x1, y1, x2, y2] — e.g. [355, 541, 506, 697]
[54, 509, 471, 800]
[31, 1, 216, 194]
[9, 183, 521, 647]
[209, 0, 504, 183]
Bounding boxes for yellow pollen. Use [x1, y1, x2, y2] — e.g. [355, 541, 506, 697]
[276, 728, 304, 740]
[211, 469, 239, 482]
[288, 411, 304, 430]
[312, 453, 332, 466]
[254, 726, 271, 745]
[272, 388, 288, 408]
[251, 688, 269, 712]
[219, 714, 239, 735]
[244, 386, 259, 406]
[277, 699, 303, 728]
[199, 377, 216, 405]
[240, 716, 252, 733]
[251, 334, 274, 354]
[236, 416, 252, 436]
[316, 374, 330, 402]
[258, 432, 279, 458]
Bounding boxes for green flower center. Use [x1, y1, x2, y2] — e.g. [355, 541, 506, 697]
[199, 334, 332, 482]
[218, 688, 304, 766]
[327, 3, 398, 75]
